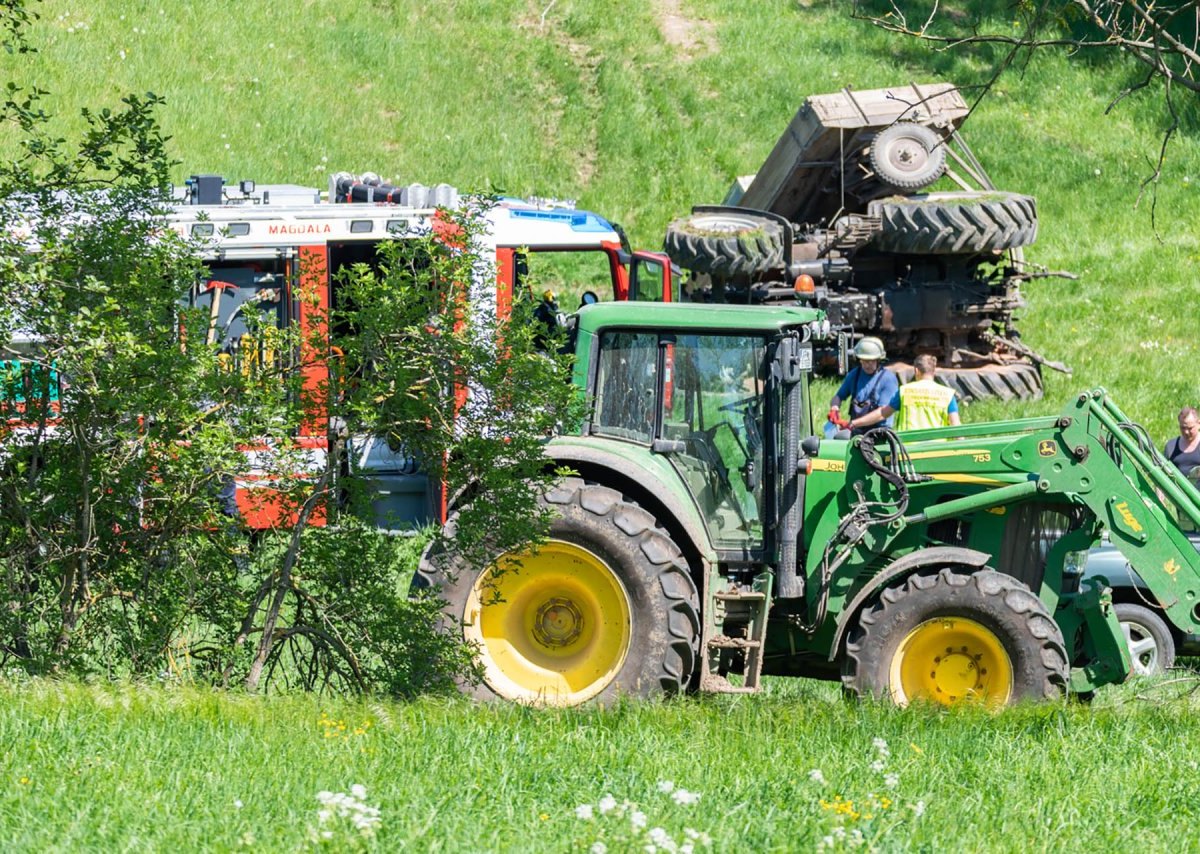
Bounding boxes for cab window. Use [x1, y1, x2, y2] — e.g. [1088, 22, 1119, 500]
[591, 331, 658, 443]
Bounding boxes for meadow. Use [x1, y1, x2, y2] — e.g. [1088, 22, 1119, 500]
[4, 675, 1200, 851]
[4, 1, 1200, 849]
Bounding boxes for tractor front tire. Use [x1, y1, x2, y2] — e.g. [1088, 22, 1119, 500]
[842, 568, 1068, 707]
[664, 211, 784, 280]
[416, 477, 700, 706]
[869, 192, 1038, 255]
[1115, 602, 1175, 677]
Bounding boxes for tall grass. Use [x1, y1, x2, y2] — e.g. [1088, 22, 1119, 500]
[2, 676, 1199, 850]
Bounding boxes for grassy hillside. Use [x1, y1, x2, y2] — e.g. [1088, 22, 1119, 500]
[6, 0, 1200, 434]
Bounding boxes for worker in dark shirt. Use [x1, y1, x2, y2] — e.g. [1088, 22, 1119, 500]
[1165, 406, 1200, 475]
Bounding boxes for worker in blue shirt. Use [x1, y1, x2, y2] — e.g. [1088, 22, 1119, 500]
[828, 337, 899, 437]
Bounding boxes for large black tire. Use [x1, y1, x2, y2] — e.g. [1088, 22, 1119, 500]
[664, 211, 784, 279]
[890, 360, 1043, 403]
[415, 477, 700, 706]
[1115, 602, 1175, 677]
[842, 568, 1068, 706]
[868, 123, 947, 191]
[869, 192, 1038, 255]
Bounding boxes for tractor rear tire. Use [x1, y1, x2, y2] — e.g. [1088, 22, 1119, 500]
[664, 211, 784, 280]
[868, 123, 947, 192]
[415, 477, 700, 706]
[890, 360, 1043, 403]
[1115, 602, 1175, 676]
[869, 192, 1038, 255]
[842, 568, 1068, 707]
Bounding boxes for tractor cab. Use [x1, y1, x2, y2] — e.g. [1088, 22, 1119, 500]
[573, 302, 827, 564]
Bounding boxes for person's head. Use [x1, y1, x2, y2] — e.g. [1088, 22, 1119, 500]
[1179, 406, 1199, 442]
[913, 353, 937, 379]
[853, 337, 886, 374]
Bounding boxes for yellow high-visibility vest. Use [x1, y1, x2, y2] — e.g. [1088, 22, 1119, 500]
[896, 378, 956, 431]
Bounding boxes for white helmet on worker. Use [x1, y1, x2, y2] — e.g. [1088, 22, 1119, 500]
[852, 336, 886, 361]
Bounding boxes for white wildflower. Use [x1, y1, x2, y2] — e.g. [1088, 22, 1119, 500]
[598, 794, 618, 814]
[808, 769, 826, 785]
[575, 803, 595, 820]
[912, 800, 926, 817]
[872, 737, 889, 756]
[884, 773, 899, 789]
[321, 830, 333, 840]
[590, 843, 607, 854]
[672, 788, 701, 806]
[1094, 168, 1102, 176]
[630, 809, 648, 829]
[350, 784, 367, 799]
[233, 799, 243, 809]
[649, 827, 671, 845]
[657, 780, 675, 793]
[869, 759, 886, 772]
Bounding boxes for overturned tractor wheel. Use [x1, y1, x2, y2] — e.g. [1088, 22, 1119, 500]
[890, 360, 1043, 403]
[869, 191, 1038, 255]
[416, 477, 700, 707]
[842, 568, 1068, 707]
[868, 122, 947, 192]
[664, 211, 784, 280]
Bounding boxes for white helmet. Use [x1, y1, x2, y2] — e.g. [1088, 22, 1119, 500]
[852, 336, 886, 360]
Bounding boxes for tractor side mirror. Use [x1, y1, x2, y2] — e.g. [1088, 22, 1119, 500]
[580, 290, 599, 307]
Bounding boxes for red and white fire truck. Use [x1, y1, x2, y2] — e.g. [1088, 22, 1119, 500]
[166, 172, 674, 531]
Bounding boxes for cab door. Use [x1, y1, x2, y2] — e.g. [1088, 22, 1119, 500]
[629, 251, 674, 302]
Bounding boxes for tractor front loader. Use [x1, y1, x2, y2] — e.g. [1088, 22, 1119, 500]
[416, 301, 1200, 707]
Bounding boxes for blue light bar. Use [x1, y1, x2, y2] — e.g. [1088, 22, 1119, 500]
[508, 208, 615, 233]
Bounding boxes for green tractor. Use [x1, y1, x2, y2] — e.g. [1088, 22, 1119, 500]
[416, 301, 1200, 707]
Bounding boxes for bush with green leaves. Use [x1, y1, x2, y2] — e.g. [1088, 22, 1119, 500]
[0, 1, 576, 695]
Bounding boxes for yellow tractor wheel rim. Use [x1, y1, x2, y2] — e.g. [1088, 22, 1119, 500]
[464, 539, 632, 706]
[889, 617, 1013, 707]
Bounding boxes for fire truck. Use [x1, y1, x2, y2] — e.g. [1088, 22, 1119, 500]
[166, 172, 674, 531]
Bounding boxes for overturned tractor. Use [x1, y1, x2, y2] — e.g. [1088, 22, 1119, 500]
[664, 82, 1068, 402]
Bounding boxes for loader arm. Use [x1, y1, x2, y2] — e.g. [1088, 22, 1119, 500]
[1053, 390, 1200, 635]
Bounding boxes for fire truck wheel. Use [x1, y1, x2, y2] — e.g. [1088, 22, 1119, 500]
[868, 191, 1038, 254]
[868, 122, 947, 192]
[664, 211, 784, 280]
[415, 477, 700, 707]
[1116, 603, 1175, 676]
[842, 568, 1068, 707]
[889, 360, 1043, 403]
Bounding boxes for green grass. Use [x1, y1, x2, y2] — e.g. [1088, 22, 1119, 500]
[6, 0, 1200, 436]
[3, 675, 1200, 851]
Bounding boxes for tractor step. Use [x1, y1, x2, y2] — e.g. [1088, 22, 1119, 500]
[700, 574, 773, 695]
[706, 635, 762, 650]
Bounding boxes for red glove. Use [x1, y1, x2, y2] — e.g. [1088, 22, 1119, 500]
[828, 407, 849, 429]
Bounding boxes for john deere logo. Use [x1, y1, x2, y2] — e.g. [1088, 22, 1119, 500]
[1038, 440, 1057, 457]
